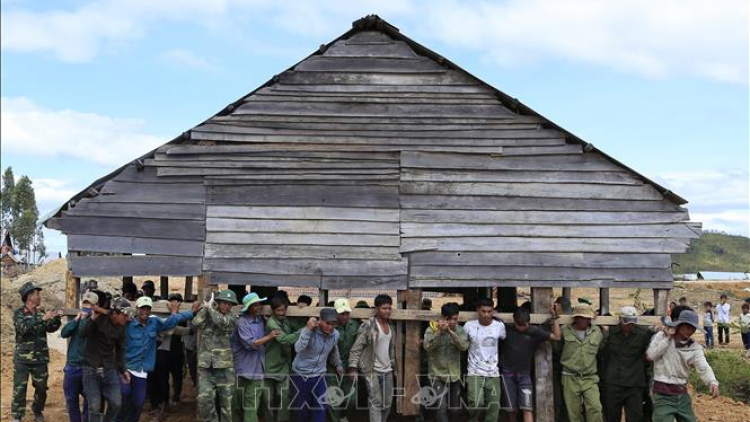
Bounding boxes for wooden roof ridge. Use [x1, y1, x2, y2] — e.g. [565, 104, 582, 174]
[43, 14, 686, 227]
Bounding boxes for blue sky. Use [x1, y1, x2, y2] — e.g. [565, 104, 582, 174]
[1, 0, 748, 258]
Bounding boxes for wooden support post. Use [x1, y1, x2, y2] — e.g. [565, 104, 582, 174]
[65, 270, 80, 309]
[395, 290, 407, 414]
[318, 289, 329, 307]
[599, 288, 610, 316]
[160, 276, 169, 299]
[402, 289, 422, 416]
[562, 287, 572, 302]
[532, 287, 554, 422]
[185, 276, 194, 301]
[653, 289, 670, 316]
[196, 274, 211, 421]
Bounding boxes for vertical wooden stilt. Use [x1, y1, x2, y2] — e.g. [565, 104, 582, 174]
[532, 287, 554, 422]
[402, 289, 422, 416]
[497, 287, 518, 312]
[196, 273, 211, 421]
[160, 276, 169, 299]
[65, 270, 80, 310]
[395, 290, 407, 414]
[318, 289, 329, 307]
[599, 288, 610, 316]
[562, 287, 572, 302]
[653, 289, 670, 316]
[185, 276, 194, 301]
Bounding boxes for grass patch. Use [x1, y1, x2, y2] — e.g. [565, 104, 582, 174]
[690, 349, 750, 404]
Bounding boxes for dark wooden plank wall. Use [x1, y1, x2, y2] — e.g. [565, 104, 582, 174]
[61, 166, 206, 276]
[56, 29, 698, 288]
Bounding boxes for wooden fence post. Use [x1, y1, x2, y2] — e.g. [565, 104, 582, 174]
[160, 276, 169, 298]
[395, 290, 407, 414]
[532, 287, 554, 422]
[185, 276, 193, 301]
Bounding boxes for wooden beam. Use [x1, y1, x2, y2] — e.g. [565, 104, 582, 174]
[60, 305, 664, 326]
[65, 270, 80, 309]
[532, 287, 554, 422]
[160, 276, 169, 299]
[402, 289, 422, 415]
[653, 289, 670, 316]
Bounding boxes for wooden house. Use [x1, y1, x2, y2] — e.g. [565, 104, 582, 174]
[44, 15, 700, 419]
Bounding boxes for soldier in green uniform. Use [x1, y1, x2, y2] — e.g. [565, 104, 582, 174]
[12, 281, 62, 422]
[264, 296, 301, 422]
[193, 289, 238, 422]
[327, 298, 361, 422]
[601, 306, 654, 422]
[560, 304, 604, 422]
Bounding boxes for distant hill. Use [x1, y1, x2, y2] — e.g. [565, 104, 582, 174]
[672, 232, 750, 274]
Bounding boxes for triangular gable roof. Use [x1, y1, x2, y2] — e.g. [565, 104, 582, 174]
[44, 15, 686, 224]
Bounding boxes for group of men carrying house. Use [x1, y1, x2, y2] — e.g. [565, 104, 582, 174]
[11, 279, 736, 422]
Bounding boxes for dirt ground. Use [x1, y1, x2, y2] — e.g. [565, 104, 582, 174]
[2, 260, 749, 421]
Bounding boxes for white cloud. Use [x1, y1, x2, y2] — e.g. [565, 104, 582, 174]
[1, 97, 164, 166]
[655, 169, 749, 236]
[162, 48, 216, 70]
[1, 0, 746, 84]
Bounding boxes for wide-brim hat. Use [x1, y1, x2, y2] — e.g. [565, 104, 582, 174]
[663, 310, 705, 333]
[240, 292, 266, 313]
[572, 304, 595, 319]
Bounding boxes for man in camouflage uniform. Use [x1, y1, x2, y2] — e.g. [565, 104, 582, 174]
[193, 289, 238, 422]
[12, 281, 62, 422]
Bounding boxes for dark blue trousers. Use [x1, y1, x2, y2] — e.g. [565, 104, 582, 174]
[291, 374, 327, 422]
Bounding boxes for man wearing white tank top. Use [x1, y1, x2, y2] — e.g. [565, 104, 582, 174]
[348, 294, 397, 422]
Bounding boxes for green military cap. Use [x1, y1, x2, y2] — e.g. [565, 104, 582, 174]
[215, 289, 238, 305]
[577, 297, 593, 306]
[19, 281, 42, 300]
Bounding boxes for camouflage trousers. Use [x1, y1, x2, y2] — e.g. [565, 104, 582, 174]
[11, 361, 49, 419]
[197, 367, 234, 422]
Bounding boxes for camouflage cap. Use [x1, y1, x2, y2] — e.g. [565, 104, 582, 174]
[19, 281, 42, 300]
[215, 289, 238, 305]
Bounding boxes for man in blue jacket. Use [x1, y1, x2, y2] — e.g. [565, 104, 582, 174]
[115, 296, 200, 422]
[291, 308, 344, 422]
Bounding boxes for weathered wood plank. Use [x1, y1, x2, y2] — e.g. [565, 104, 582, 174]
[400, 181, 663, 200]
[399, 195, 683, 212]
[207, 218, 399, 234]
[206, 232, 400, 247]
[295, 56, 445, 73]
[210, 113, 537, 124]
[169, 143, 516, 154]
[401, 169, 640, 185]
[90, 181, 205, 204]
[325, 40, 419, 58]
[61, 216, 205, 240]
[400, 223, 700, 239]
[193, 124, 558, 140]
[207, 184, 399, 208]
[320, 275, 407, 290]
[400, 237, 691, 253]
[70, 255, 202, 276]
[207, 271, 408, 290]
[278, 70, 481, 86]
[205, 244, 402, 260]
[409, 252, 672, 268]
[205, 258, 407, 276]
[247, 95, 499, 105]
[205, 118, 537, 131]
[235, 100, 511, 118]
[67, 235, 204, 256]
[408, 279, 674, 289]
[147, 158, 399, 170]
[208, 205, 399, 221]
[162, 168, 397, 177]
[205, 174, 398, 182]
[410, 265, 673, 282]
[162, 149, 401, 160]
[401, 151, 621, 171]
[401, 209, 689, 224]
[110, 165, 203, 184]
[189, 131, 564, 146]
[66, 201, 205, 220]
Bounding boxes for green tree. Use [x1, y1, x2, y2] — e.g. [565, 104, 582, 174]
[11, 176, 38, 257]
[33, 226, 47, 262]
[1, 167, 15, 230]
